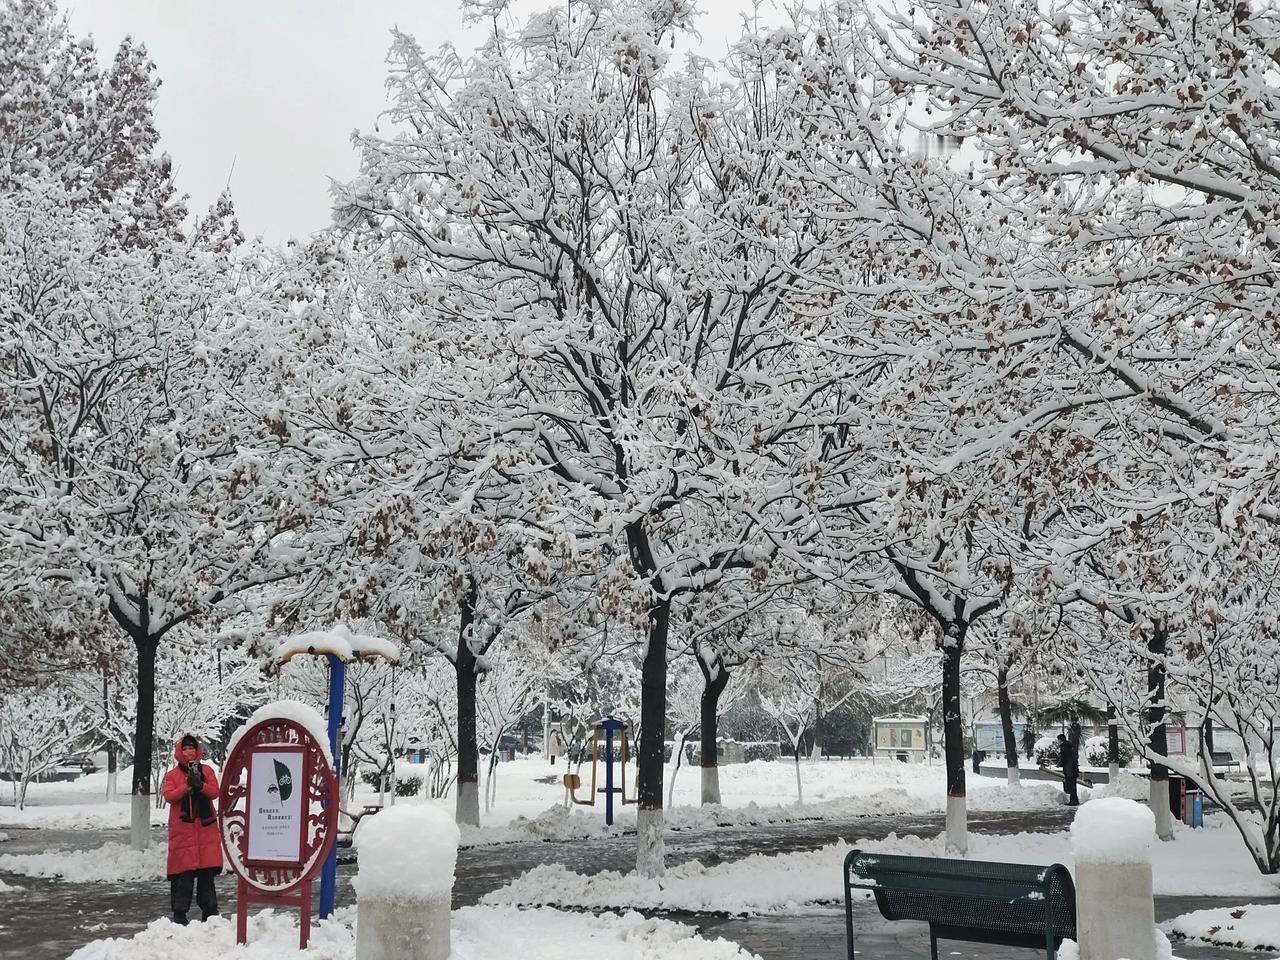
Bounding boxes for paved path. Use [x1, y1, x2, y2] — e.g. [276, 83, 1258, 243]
[0, 809, 1268, 960]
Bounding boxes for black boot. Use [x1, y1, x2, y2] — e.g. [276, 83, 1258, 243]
[172, 913, 189, 926]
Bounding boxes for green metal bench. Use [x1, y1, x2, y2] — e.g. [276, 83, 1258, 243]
[843, 850, 1077, 960]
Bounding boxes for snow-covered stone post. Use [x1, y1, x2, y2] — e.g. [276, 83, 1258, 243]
[354, 805, 459, 960]
[1071, 798, 1157, 960]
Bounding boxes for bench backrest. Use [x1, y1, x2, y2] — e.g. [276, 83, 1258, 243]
[845, 850, 1077, 941]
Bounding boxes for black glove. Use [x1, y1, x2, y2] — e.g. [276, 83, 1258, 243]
[187, 766, 204, 793]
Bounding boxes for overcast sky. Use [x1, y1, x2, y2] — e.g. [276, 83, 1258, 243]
[65, 1, 752, 243]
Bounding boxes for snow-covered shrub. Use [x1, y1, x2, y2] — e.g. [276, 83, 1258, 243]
[394, 761, 426, 797]
[1034, 736, 1061, 766]
[1084, 735, 1134, 767]
[743, 742, 780, 762]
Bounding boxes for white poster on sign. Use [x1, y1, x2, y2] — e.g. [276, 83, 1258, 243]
[248, 751, 304, 862]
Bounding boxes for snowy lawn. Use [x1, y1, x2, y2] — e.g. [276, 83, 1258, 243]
[0, 766, 167, 830]
[437, 755, 1074, 845]
[1165, 904, 1280, 952]
[485, 816, 1280, 916]
[66, 905, 760, 960]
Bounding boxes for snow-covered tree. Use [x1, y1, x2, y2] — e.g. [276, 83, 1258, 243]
[0, 679, 93, 808]
[0, 182, 310, 848]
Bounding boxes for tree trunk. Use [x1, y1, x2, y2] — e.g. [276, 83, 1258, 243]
[997, 663, 1020, 787]
[793, 748, 804, 805]
[1202, 712, 1215, 759]
[102, 668, 118, 802]
[941, 625, 967, 853]
[454, 583, 481, 827]
[1108, 702, 1121, 781]
[810, 660, 825, 760]
[106, 744, 118, 802]
[667, 729, 687, 808]
[130, 633, 157, 851]
[1148, 624, 1174, 841]
[635, 593, 671, 877]
[698, 659, 730, 806]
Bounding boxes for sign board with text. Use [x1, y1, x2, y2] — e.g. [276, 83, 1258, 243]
[247, 749, 306, 862]
[219, 713, 338, 949]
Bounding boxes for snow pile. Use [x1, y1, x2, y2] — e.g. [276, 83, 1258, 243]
[226, 700, 334, 766]
[0, 840, 164, 882]
[1166, 903, 1280, 952]
[486, 842, 851, 915]
[1091, 769, 1149, 801]
[272, 625, 399, 665]
[1057, 932, 1176, 960]
[0, 877, 24, 892]
[1070, 797, 1154, 864]
[65, 905, 761, 960]
[68, 909, 356, 960]
[0, 831, 9, 842]
[353, 804, 459, 902]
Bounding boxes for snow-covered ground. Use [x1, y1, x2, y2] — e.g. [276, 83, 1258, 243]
[453, 755, 1071, 843]
[485, 817, 1280, 916]
[1165, 903, 1280, 952]
[66, 905, 760, 960]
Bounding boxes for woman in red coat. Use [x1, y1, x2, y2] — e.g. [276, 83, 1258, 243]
[162, 734, 223, 924]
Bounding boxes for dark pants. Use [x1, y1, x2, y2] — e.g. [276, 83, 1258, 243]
[1063, 774, 1079, 805]
[170, 867, 219, 920]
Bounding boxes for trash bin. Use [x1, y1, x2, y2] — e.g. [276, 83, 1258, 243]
[1168, 775, 1186, 820]
[1187, 788, 1204, 828]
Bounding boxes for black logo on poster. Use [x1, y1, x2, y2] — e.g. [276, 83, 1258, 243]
[267, 758, 293, 802]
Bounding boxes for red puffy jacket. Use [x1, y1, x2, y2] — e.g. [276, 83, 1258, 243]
[163, 740, 224, 876]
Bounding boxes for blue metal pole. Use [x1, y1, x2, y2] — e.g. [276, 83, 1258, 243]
[603, 720, 615, 827]
[320, 653, 345, 918]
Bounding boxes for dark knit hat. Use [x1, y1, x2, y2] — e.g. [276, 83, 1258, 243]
[180, 734, 200, 749]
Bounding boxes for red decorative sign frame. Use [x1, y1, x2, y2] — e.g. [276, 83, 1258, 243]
[220, 717, 338, 948]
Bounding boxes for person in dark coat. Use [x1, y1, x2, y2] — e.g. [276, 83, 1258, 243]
[1057, 732, 1080, 806]
[162, 734, 223, 924]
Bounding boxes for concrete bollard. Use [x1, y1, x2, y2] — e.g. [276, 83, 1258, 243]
[1070, 797, 1156, 960]
[354, 804, 460, 960]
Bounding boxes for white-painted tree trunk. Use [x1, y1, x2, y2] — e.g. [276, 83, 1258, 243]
[455, 781, 480, 827]
[700, 764, 721, 806]
[1006, 764, 1020, 787]
[793, 755, 804, 806]
[945, 794, 968, 854]
[130, 793, 151, 850]
[1150, 780, 1175, 841]
[667, 732, 687, 808]
[635, 808, 666, 878]
[1109, 762, 1120, 782]
[106, 770, 118, 803]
